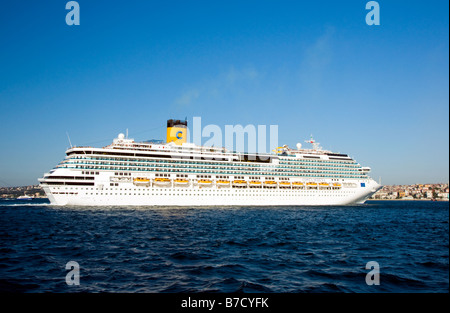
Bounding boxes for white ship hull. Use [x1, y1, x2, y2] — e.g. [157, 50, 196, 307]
[41, 175, 380, 207]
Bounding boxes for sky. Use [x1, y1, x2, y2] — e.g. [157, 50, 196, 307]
[0, 0, 448, 186]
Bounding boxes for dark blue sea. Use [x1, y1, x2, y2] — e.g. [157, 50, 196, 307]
[0, 199, 448, 293]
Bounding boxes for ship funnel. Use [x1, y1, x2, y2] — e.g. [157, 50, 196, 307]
[166, 119, 188, 145]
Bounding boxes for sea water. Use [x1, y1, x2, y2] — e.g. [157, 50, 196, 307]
[0, 199, 448, 292]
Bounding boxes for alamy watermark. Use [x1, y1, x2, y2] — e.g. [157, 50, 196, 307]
[65, 1, 80, 26]
[65, 2, 380, 27]
[65, 261, 80, 286]
[170, 117, 279, 161]
[366, 1, 380, 26]
[63, 260, 380, 287]
[365, 261, 380, 285]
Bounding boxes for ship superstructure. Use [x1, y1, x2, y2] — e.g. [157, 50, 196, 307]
[39, 119, 381, 206]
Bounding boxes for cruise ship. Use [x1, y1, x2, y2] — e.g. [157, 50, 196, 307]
[39, 119, 381, 206]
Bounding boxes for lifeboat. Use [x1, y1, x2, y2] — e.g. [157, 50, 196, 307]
[154, 177, 171, 186]
[198, 179, 213, 187]
[333, 183, 342, 187]
[319, 182, 329, 186]
[174, 179, 189, 187]
[133, 177, 150, 186]
[216, 180, 230, 187]
[292, 182, 304, 189]
[249, 181, 262, 186]
[232, 180, 248, 187]
[306, 182, 318, 189]
[264, 180, 277, 188]
[279, 182, 291, 188]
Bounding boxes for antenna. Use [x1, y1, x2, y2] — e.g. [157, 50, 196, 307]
[66, 132, 73, 148]
[305, 134, 321, 150]
[126, 128, 128, 139]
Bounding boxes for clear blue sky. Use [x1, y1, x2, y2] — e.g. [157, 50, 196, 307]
[0, 0, 448, 186]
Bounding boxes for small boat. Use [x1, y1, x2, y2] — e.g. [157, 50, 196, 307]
[292, 182, 304, 188]
[279, 182, 291, 188]
[134, 177, 151, 186]
[319, 182, 330, 189]
[198, 179, 213, 186]
[306, 182, 318, 189]
[232, 180, 248, 187]
[216, 180, 230, 187]
[17, 195, 33, 200]
[174, 179, 189, 187]
[249, 181, 262, 188]
[154, 178, 171, 186]
[263, 180, 277, 188]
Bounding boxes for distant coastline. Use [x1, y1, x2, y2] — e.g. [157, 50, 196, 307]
[0, 185, 46, 199]
[370, 183, 449, 201]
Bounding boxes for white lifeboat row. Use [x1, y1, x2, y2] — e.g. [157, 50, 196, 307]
[132, 177, 343, 189]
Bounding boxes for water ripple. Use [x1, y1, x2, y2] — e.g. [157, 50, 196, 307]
[0, 199, 448, 292]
